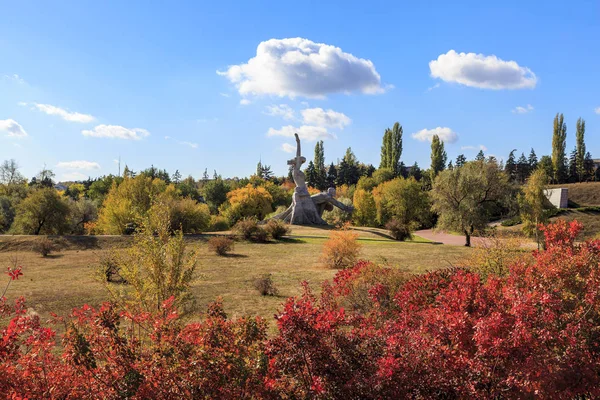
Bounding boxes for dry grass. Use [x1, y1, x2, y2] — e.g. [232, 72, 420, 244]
[549, 182, 600, 206]
[1, 227, 471, 332]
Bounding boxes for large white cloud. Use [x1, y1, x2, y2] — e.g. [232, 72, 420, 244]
[267, 125, 334, 141]
[218, 37, 384, 98]
[28, 103, 95, 123]
[301, 107, 351, 129]
[0, 119, 28, 138]
[57, 160, 101, 170]
[429, 50, 537, 90]
[412, 127, 458, 143]
[82, 125, 149, 140]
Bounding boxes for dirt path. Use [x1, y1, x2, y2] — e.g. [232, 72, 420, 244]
[414, 229, 487, 247]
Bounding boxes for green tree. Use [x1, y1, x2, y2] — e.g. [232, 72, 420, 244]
[455, 154, 467, 168]
[372, 168, 395, 185]
[352, 189, 377, 226]
[372, 177, 430, 228]
[314, 141, 328, 190]
[431, 160, 509, 246]
[305, 161, 318, 188]
[475, 150, 485, 162]
[326, 163, 337, 187]
[171, 169, 182, 184]
[505, 149, 517, 181]
[538, 155, 554, 178]
[430, 134, 447, 179]
[202, 176, 230, 214]
[528, 148, 538, 170]
[408, 162, 422, 181]
[519, 169, 550, 249]
[379, 122, 403, 176]
[568, 147, 578, 183]
[69, 198, 98, 234]
[337, 148, 361, 186]
[552, 113, 567, 183]
[575, 117, 586, 182]
[13, 188, 71, 234]
[516, 152, 529, 183]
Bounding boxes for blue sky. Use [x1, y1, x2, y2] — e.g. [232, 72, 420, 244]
[1, 0, 599, 181]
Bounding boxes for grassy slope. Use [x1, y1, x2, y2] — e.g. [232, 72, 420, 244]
[549, 182, 600, 206]
[0, 227, 470, 331]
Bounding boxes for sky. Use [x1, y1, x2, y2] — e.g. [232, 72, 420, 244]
[1, 0, 599, 182]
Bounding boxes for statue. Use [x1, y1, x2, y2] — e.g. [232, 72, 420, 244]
[269, 133, 353, 225]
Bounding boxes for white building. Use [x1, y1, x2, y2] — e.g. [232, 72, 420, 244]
[545, 188, 568, 209]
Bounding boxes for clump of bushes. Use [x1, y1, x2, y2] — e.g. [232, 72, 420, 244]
[32, 237, 56, 257]
[385, 218, 412, 241]
[233, 217, 269, 243]
[265, 219, 291, 240]
[208, 236, 235, 256]
[253, 273, 279, 296]
[500, 215, 522, 227]
[320, 227, 362, 269]
[208, 215, 230, 232]
[99, 253, 126, 283]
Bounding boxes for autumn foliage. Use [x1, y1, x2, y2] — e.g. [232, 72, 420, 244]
[2, 220, 600, 398]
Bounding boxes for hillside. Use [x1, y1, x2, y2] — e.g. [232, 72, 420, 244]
[549, 182, 600, 207]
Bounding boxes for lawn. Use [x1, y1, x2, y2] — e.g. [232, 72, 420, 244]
[1, 227, 472, 330]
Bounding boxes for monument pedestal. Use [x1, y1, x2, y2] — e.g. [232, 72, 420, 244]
[273, 187, 326, 225]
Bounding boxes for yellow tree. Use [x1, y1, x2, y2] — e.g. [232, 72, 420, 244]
[519, 168, 550, 248]
[352, 189, 376, 227]
[221, 184, 273, 224]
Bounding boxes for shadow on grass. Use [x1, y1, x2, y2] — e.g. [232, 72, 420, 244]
[278, 237, 307, 244]
[44, 254, 64, 259]
[221, 253, 249, 258]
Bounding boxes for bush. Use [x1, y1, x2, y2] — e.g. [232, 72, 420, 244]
[323, 197, 353, 227]
[233, 217, 259, 240]
[208, 215, 230, 232]
[500, 215, 522, 227]
[220, 184, 273, 225]
[320, 228, 361, 269]
[208, 236, 235, 256]
[98, 253, 125, 283]
[252, 226, 269, 243]
[265, 219, 290, 240]
[459, 232, 527, 279]
[253, 273, 279, 296]
[385, 218, 412, 241]
[32, 237, 55, 257]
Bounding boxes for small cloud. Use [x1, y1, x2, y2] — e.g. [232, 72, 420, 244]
[461, 144, 487, 151]
[412, 127, 458, 144]
[179, 141, 198, 149]
[13, 143, 22, 148]
[267, 125, 335, 141]
[17, 101, 28, 106]
[82, 125, 150, 140]
[113, 159, 120, 164]
[220, 92, 230, 98]
[0, 119, 28, 138]
[281, 143, 295, 153]
[594, 107, 600, 115]
[426, 83, 440, 92]
[264, 104, 295, 120]
[56, 160, 101, 170]
[512, 104, 534, 114]
[300, 101, 309, 107]
[2, 74, 26, 84]
[165, 135, 172, 140]
[301, 107, 351, 129]
[26, 102, 95, 123]
[240, 99, 251, 106]
[429, 50, 537, 90]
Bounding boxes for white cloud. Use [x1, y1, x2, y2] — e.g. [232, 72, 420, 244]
[429, 50, 537, 90]
[412, 127, 458, 144]
[165, 135, 198, 149]
[218, 37, 384, 99]
[426, 83, 440, 92]
[24, 103, 95, 123]
[82, 125, 150, 140]
[240, 99, 251, 105]
[113, 159, 120, 164]
[61, 172, 89, 181]
[267, 125, 334, 141]
[219, 92, 230, 98]
[301, 107, 351, 129]
[0, 119, 28, 138]
[281, 143, 295, 153]
[264, 104, 295, 120]
[594, 107, 600, 114]
[512, 104, 534, 114]
[56, 160, 101, 170]
[2, 74, 26, 84]
[461, 144, 487, 151]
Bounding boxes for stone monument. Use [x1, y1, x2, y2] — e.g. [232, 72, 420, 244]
[269, 133, 353, 225]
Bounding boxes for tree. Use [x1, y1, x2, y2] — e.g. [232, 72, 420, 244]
[430, 135, 447, 179]
[552, 113, 567, 183]
[352, 189, 377, 227]
[528, 148, 538, 170]
[538, 155, 553, 179]
[202, 168, 209, 182]
[256, 160, 263, 178]
[202, 176, 230, 214]
[220, 184, 273, 224]
[431, 160, 509, 246]
[30, 167, 55, 188]
[305, 161, 318, 189]
[372, 168, 395, 185]
[171, 170, 182, 184]
[326, 163, 337, 187]
[314, 141, 328, 191]
[455, 154, 467, 168]
[447, 160, 454, 170]
[568, 147, 578, 183]
[583, 152, 595, 182]
[575, 117, 586, 182]
[372, 177, 431, 228]
[13, 188, 71, 234]
[337, 148, 361, 186]
[408, 162, 422, 181]
[516, 152, 529, 183]
[518, 169, 549, 248]
[505, 150, 517, 181]
[69, 198, 98, 234]
[475, 150, 485, 162]
[379, 122, 403, 176]
[0, 159, 25, 185]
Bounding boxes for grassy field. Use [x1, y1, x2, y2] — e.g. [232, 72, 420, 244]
[549, 182, 600, 206]
[0, 227, 472, 330]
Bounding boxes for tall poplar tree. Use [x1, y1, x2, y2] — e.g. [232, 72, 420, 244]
[552, 113, 567, 183]
[379, 122, 403, 176]
[575, 117, 586, 182]
[313, 141, 328, 190]
[430, 134, 447, 179]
